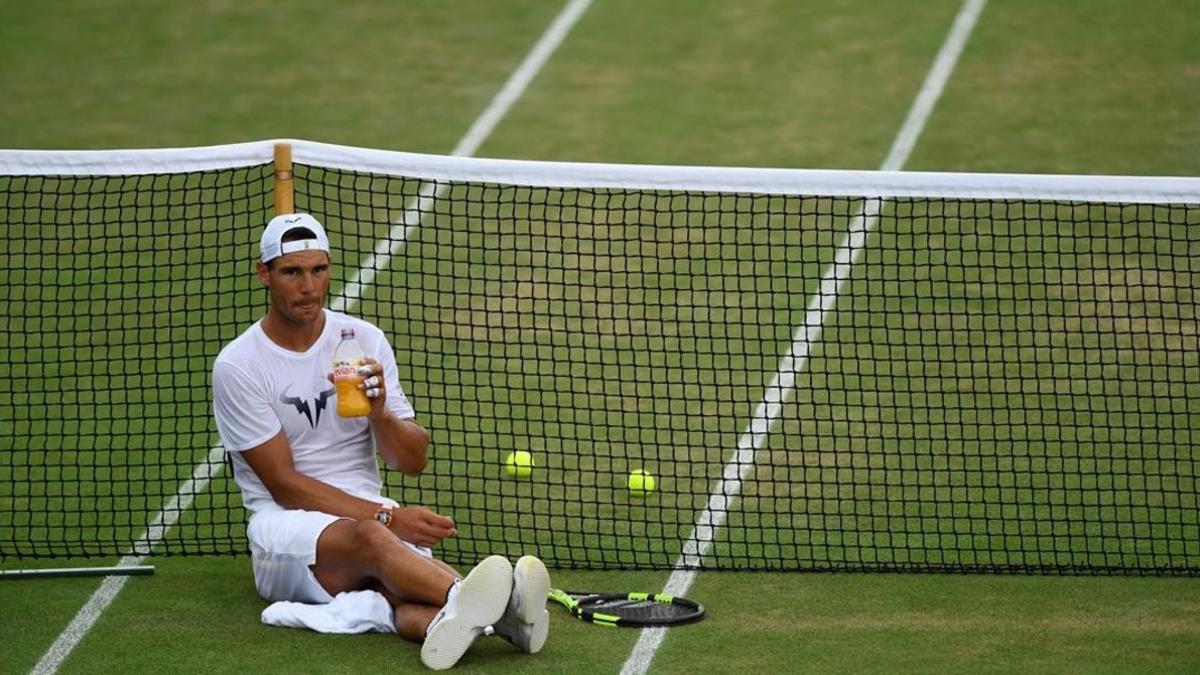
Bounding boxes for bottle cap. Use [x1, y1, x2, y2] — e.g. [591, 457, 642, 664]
[340, 329, 356, 339]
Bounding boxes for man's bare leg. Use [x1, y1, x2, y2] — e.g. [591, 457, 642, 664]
[312, 519, 455, 606]
[392, 603, 441, 641]
[368, 582, 457, 643]
[311, 519, 512, 667]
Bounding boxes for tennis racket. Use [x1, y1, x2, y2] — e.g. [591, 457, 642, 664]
[548, 588, 705, 627]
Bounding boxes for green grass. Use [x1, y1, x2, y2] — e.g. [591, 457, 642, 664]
[2, 0, 1199, 673]
[910, 0, 1200, 175]
[4, 560, 1198, 674]
[2, 559, 668, 674]
[665, 572, 1200, 674]
[486, 0, 967, 168]
[0, 0, 562, 151]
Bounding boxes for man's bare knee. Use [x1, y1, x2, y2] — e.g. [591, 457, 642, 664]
[343, 520, 397, 565]
[316, 520, 400, 573]
[317, 519, 453, 604]
[313, 519, 384, 594]
[352, 520, 438, 571]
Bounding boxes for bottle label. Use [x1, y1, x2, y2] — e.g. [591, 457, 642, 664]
[333, 361, 362, 380]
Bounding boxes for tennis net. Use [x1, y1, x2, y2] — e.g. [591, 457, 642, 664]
[1, 140, 1197, 574]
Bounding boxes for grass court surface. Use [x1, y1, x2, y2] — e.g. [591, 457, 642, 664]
[2, 1, 1198, 672]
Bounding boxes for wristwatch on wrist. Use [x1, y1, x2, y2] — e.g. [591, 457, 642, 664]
[374, 505, 394, 527]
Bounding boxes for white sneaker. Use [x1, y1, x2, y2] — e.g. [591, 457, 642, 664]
[421, 555, 513, 671]
[493, 555, 551, 653]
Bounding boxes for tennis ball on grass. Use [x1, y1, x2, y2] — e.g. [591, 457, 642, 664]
[627, 469, 657, 494]
[504, 451, 533, 478]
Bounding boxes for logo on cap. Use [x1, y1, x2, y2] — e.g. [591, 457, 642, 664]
[260, 213, 330, 263]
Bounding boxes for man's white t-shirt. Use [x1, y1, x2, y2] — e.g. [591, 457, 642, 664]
[212, 310, 415, 515]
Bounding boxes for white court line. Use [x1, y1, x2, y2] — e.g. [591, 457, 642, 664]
[330, 0, 594, 311]
[31, 2, 593, 673]
[618, 1, 988, 673]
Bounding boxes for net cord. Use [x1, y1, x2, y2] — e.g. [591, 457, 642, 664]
[1, 139, 1197, 204]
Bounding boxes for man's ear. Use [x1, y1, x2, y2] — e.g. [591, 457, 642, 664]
[256, 261, 270, 288]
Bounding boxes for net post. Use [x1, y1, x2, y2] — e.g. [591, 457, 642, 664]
[274, 142, 294, 215]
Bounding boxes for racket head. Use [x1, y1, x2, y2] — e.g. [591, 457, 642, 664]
[550, 589, 705, 627]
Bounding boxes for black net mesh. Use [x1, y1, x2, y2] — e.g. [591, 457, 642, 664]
[1, 159, 1197, 574]
[0, 167, 273, 558]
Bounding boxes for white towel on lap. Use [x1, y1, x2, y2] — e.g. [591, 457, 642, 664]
[262, 590, 396, 634]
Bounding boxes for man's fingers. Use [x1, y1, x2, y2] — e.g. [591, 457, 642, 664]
[394, 507, 456, 545]
[426, 511, 455, 529]
[421, 513, 456, 539]
[425, 520, 455, 536]
[356, 361, 380, 377]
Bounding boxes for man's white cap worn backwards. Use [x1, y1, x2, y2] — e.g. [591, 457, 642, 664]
[260, 213, 331, 263]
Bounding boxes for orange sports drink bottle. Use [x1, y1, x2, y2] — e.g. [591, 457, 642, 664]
[333, 328, 372, 417]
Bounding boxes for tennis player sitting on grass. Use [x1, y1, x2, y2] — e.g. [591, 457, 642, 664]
[212, 213, 550, 670]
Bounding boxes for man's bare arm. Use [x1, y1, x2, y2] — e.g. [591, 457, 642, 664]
[352, 356, 431, 475]
[370, 410, 430, 476]
[240, 432, 453, 547]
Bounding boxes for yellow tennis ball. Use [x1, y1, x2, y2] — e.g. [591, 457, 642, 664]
[627, 469, 657, 494]
[504, 451, 533, 478]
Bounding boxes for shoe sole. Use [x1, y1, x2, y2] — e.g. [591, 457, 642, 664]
[511, 555, 551, 653]
[421, 556, 514, 671]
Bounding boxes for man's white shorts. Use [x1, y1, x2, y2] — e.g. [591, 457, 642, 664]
[247, 506, 432, 604]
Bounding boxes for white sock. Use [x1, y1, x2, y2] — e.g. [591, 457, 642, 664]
[445, 579, 462, 607]
[425, 580, 463, 637]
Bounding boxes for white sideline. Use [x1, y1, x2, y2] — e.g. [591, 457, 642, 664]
[29, 1, 594, 673]
[31, 451, 227, 675]
[618, 1, 989, 673]
[329, 0, 594, 312]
